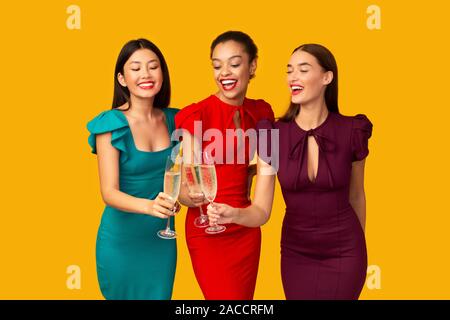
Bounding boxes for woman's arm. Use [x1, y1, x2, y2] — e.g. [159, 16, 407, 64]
[96, 132, 176, 219]
[207, 156, 276, 228]
[349, 159, 367, 232]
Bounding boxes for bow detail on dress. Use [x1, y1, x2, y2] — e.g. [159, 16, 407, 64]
[288, 123, 336, 189]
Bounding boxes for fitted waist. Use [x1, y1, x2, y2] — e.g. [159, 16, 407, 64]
[283, 187, 350, 213]
[281, 204, 365, 258]
[118, 176, 163, 199]
[213, 164, 250, 206]
[284, 204, 357, 229]
[99, 206, 172, 237]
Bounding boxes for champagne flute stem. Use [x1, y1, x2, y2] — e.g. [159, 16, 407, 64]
[209, 200, 217, 227]
[165, 215, 172, 232]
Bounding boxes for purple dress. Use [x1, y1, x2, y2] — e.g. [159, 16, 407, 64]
[258, 112, 372, 300]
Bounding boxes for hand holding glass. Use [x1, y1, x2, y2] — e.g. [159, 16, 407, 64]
[185, 164, 209, 228]
[157, 156, 181, 239]
[199, 151, 226, 234]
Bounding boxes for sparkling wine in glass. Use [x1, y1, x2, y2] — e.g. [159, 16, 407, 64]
[185, 164, 209, 228]
[199, 151, 226, 234]
[157, 156, 181, 239]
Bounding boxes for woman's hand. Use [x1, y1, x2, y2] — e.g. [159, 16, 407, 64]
[147, 192, 178, 219]
[206, 203, 240, 226]
[182, 182, 209, 207]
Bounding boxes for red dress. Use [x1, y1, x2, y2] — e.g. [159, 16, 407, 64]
[175, 94, 274, 299]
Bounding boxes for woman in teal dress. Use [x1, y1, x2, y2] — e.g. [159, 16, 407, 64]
[87, 39, 179, 300]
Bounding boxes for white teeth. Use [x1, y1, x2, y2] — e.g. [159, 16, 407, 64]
[291, 85, 303, 91]
[221, 80, 237, 85]
[139, 83, 154, 87]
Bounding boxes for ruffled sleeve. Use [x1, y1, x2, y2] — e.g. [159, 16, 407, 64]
[351, 114, 373, 162]
[174, 102, 204, 136]
[86, 109, 130, 163]
[250, 99, 275, 123]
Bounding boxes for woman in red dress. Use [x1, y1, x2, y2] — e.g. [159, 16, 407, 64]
[176, 31, 275, 299]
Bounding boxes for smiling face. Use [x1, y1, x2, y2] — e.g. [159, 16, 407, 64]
[117, 48, 163, 101]
[211, 40, 256, 105]
[287, 50, 333, 106]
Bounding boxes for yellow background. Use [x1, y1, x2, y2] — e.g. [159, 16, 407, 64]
[1, 0, 449, 299]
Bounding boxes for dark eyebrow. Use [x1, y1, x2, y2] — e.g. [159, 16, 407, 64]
[287, 62, 312, 68]
[130, 59, 158, 64]
[212, 55, 243, 62]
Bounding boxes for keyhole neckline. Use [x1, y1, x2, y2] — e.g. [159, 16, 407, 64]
[211, 93, 248, 108]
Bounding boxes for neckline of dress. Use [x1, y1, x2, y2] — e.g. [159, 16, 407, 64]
[210, 94, 249, 109]
[113, 108, 173, 154]
[292, 111, 333, 133]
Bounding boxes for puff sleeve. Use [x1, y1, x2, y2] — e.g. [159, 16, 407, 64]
[248, 100, 273, 163]
[174, 103, 204, 136]
[351, 114, 373, 162]
[252, 99, 275, 123]
[87, 109, 130, 163]
[257, 118, 276, 165]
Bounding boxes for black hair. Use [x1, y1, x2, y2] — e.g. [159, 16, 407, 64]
[112, 38, 171, 110]
[210, 30, 258, 63]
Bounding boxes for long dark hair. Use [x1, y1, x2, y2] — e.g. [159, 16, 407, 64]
[112, 38, 171, 110]
[279, 44, 339, 122]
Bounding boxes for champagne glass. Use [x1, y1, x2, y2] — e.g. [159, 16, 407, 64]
[199, 151, 226, 234]
[184, 164, 209, 228]
[157, 155, 181, 239]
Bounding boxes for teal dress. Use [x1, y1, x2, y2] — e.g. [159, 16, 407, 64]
[87, 107, 179, 300]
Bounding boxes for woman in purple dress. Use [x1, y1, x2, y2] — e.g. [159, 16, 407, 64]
[207, 43, 372, 300]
